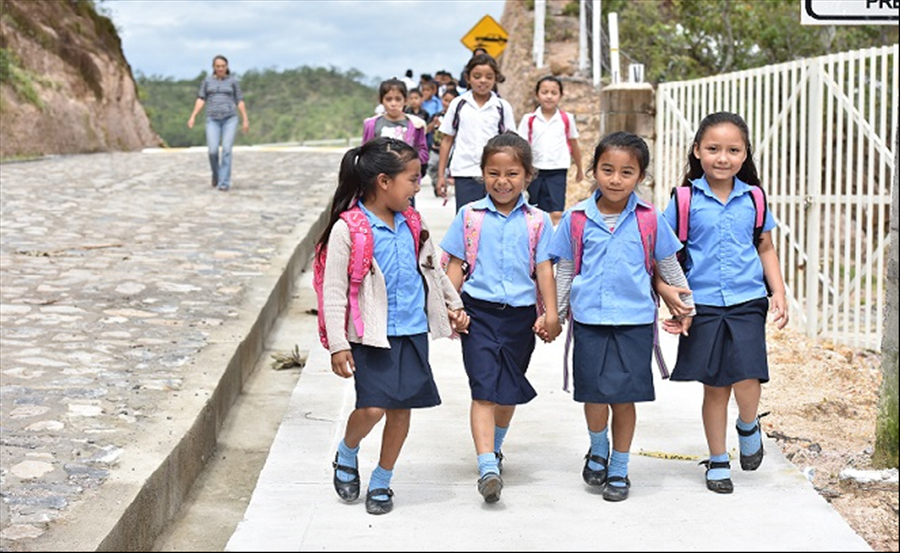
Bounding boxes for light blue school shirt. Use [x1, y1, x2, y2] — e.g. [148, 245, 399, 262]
[439, 194, 553, 307]
[358, 202, 427, 336]
[661, 176, 777, 307]
[549, 190, 682, 325]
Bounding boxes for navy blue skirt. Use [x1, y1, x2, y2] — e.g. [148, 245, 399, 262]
[670, 297, 770, 387]
[572, 322, 655, 404]
[527, 168, 568, 213]
[460, 294, 538, 405]
[350, 333, 441, 409]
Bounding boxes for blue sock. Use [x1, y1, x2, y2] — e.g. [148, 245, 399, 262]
[478, 452, 500, 477]
[737, 416, 761, 455]
[707, 452, 731, 481]
[336, 440, 358, 483]
[494, 425, 509, 454]
[368, 465, 393, 500]
[607, 450, 629, 486]
[588, 428, 610, 471]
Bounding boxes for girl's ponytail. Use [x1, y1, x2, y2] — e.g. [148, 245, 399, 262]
[317, 147, 364, 252]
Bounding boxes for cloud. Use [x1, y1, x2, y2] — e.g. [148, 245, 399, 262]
[104, 0, 506, 82]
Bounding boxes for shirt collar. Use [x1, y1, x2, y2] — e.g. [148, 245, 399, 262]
[693, 175, 752, 202]
[358, 200, 406, 229]
[471, 193, 528, 214]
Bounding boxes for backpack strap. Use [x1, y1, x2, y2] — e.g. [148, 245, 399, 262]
[562, 209, 588, 392]
[527, 113, 536, 144]
[402, 206, 423, 258]
[452, 97, 506, 135]
[523, 205, 546, 317]
[439, 204, 485, 276]
[672, 186, 692, 271]
[748, 186, 766, 247]
[634, 202, 669, 380]
[339, 206, 374, 340]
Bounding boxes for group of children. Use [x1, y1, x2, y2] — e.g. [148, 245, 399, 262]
[317, 52, 789, 515]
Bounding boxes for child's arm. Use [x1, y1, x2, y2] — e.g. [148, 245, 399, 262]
[443, 254, 466, 293]
[654, 270, 693, 318]
[656, 255, 695, 336]
[757, 231, 789, 329]
[555, 258, 574, 321]
[436, 135, 455, 199]
[534, 259, 561, 342]
[569, 138, 584, 182]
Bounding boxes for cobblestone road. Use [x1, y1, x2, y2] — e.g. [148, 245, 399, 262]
[0, 147, 344, 549]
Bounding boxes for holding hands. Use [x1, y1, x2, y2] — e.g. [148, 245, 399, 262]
[533, 313, 561, 343]
[448, 308, 470, 334]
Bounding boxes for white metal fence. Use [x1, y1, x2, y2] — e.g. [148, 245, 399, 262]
[655, 45, 898, 350]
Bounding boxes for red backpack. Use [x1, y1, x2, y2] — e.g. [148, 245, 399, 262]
[527, 110, 572, 155]
[672, 184, 770, 295]
[561, 201, 669, 392]
[313, 204, 422, 350]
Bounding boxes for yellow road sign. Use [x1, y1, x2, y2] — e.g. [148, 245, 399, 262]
[460, 15, 509, 59]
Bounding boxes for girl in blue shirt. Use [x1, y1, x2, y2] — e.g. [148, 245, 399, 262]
[440, 132, 560, 504]
[319, 137, 469, 515]
[660, 111, 789, 495]
[549, 131, 691, 502]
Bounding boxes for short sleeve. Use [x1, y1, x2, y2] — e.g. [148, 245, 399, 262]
[439, 209, 467, 260]
[534, 211, 555, 264]
[548, 211, 574, 261]
[653, 210, 683, 261]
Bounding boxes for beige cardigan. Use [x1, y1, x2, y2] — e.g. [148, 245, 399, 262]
[321, 217, 464, 354]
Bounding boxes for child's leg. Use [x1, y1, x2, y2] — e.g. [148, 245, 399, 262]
[494, 405, 516, 454]
[607, 403, 635, 485]
[701, 385, 734, 488]
[345, 407, 386, 448]
[333, 407, 385, 501]
[583, 403, 610, 474]
[366, 409, 410, 500]
[471, 399, 501, 476]
[732, 379, 764, 468]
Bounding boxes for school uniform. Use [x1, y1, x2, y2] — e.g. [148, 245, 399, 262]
[549, 191, 682, 404]
[517, 108, 579, 213]
[437, 91, 516, 212]
[439, 194, 553, 405]
[662, 175, 777, 387]
[322, 203, 464, 410]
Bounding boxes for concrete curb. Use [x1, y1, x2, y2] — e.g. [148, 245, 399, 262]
[36, 206, 331, 551]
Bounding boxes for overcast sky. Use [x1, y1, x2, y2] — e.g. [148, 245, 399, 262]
[104, 0, 506, 83]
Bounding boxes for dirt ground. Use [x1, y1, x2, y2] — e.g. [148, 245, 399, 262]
[762, 327, 898, 551]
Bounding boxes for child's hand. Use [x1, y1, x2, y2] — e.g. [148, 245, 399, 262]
[448, 308, 469, 333]
[769, 292, 789, 329]
[575, 168, 584, 182]
[542, 314, 562, 342]
[435, 175, 448, 199]
[662, 316, 692, 336]
[532, 314, 546, 338]
[331, 350, 355, 378]
[656, 280, 692, 318]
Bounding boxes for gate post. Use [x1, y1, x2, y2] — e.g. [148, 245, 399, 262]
[600, 83, 656, 196]
[805, 59, 823, 338]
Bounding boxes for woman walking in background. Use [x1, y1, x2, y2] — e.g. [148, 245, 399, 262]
[187, 55, 249, 192]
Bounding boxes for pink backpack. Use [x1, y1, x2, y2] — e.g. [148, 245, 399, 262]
[527, 110, 572, 155]
[561, 202, 668, 392]
[440, 203, 546, 315]
[672, 184, 770, 294]
[314, 204, 422, 350]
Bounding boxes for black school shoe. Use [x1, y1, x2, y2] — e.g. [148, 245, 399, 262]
[365, 488, 394, 515]
[477, 472, 503, 503]
[700, 459, 734, 494]
[332, 454, 360, 501]
[582, 449, 608, 487]
[737, 412, 769, 471]
[601, 476, 631, 502]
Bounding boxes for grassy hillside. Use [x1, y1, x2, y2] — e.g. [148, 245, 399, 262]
[137, 66, 378, 147]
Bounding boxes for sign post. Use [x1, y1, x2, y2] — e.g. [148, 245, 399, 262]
[800, 0, 898, 25]
[461, 15, 509, 58]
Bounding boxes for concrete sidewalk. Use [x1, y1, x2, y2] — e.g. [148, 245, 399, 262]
[227, 190, 871, 551]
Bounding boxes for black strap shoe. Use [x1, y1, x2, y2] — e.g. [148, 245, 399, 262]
[700, 459, 734, 494]
[365, 488, 394, 515]
[737, 411, 769, 471]
[582, 448, 608, 487]
[332, 453, 360, 502]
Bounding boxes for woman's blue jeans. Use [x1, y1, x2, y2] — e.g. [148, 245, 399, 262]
[206, 115, 238, 189]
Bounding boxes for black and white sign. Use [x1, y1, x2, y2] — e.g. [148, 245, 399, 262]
[801, 0, 899, 25]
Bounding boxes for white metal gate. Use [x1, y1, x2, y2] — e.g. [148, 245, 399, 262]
[655, 45, 898, 350]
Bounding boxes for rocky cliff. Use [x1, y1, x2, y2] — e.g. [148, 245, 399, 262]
[0, 0, 161, 159]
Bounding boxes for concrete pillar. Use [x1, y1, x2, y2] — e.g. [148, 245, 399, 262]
[599, 83, 657, 199]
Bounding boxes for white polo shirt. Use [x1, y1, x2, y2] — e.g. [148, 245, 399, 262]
[516, 108, 579, 170]
[438, 91, 516, 178]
